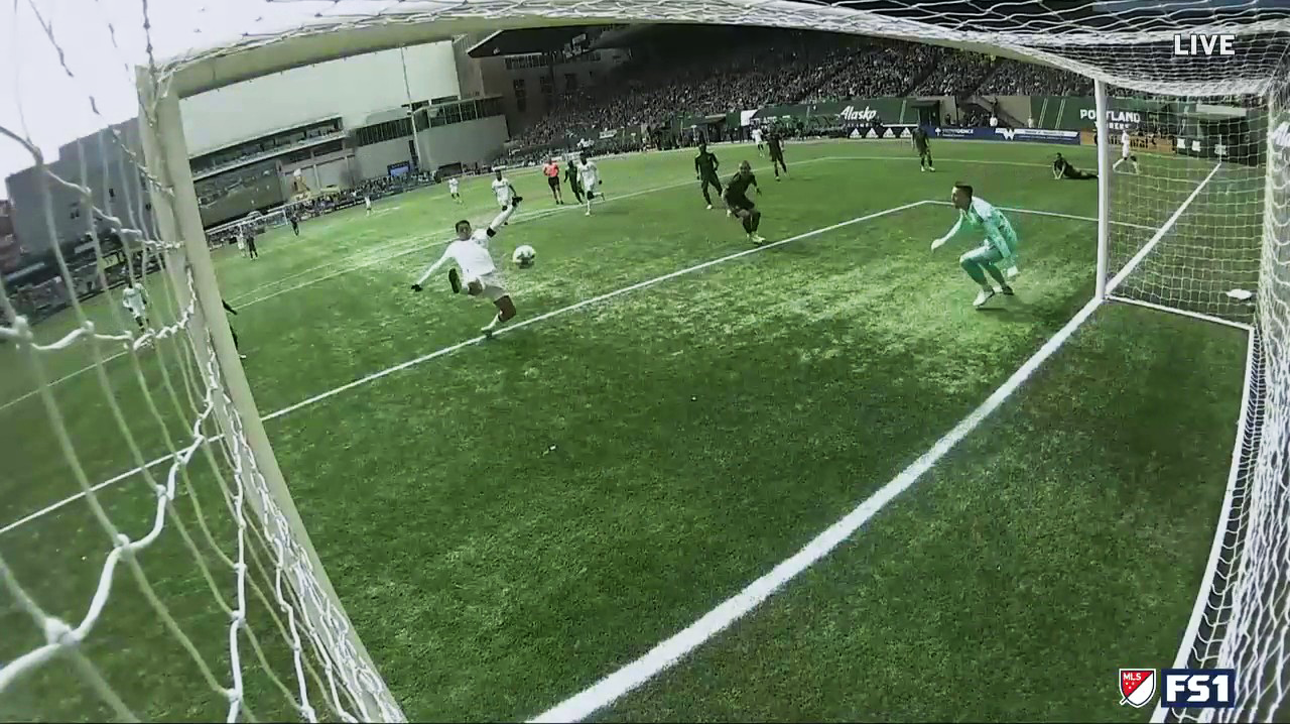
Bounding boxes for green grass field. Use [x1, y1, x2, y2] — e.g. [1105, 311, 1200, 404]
[0, 139, 1256, 722]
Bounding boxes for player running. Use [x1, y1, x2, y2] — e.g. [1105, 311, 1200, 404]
[122, 279, 147, 330]
[448, 176, 462, 204]
[1112, 129, 1140, 174]
[577, 156, 603, 216]
[289, 212, 300, 236]
[724, 160, 765, 245]
[491, 169, 520, 225]
[564, 161, 584, 205]
[1053, 153, 1096, 180]
[767, 130, 788, 180]
[364, 195, 373, 217]
[544, 159, 564, 205]
[694, 142, 723, 209]
[410, 200, 521, 337]
[751, 127, 765, 156]
[912, 126, 935, 172]
[931, 182, 1020, 309]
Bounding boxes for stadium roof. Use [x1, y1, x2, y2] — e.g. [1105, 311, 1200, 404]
[466, 27, 594, 58]
[156, 0, 1290, 99]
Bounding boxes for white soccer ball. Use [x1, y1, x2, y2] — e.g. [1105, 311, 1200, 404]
[513, 244, 537, 269]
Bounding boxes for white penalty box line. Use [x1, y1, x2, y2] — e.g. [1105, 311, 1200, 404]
[0, 199, 931, 538]
[0, 194, 1156, 538]
[0, 152, 1062, 416]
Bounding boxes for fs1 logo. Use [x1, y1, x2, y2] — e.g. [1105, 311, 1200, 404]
[1161, 669, 1237, 709]
[1173, 34, 1236, 56]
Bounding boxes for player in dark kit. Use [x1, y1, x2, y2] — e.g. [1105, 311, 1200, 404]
[1052, 153, 1097, 180]
[912, 126, 935, 172]
[725, 160, 765, 245]
[694, 143, 723, 209]
[564, 162, 584, 204]
[767, 131, 788, 180]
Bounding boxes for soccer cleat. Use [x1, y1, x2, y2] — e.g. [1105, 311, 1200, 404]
[726, 209, 733, 218]
[706, 204, 713, 210]
[752, 234, 767, 245]
[920, 166, 926, 172]
[1001, 286, 1015, 296]
[973, 289, 995, 308]
[448, 268, 462, 294]
[929, 166, 936, 172]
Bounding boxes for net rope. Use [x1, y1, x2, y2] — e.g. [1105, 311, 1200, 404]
[2, 0, 1289, 721]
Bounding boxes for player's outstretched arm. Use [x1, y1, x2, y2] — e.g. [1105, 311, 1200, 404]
[412, 249, 451, 291]
[931, 217, 963, 250]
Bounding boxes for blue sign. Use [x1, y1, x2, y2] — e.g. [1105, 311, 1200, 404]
[929, 126, 1081, 145]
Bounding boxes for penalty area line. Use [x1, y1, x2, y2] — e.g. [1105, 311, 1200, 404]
[1, 201, 930, 536]
[262, 200, 932, 422]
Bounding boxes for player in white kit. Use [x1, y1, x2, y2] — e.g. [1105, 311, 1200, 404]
[364, 195, 373, 216]
[751, 127, 764, 156]
[448, 177, 462, 204]
[411, 199, 522, 337]
[1112, 129, 1140, 174]
[121, 279, 147, 329]
[491, 170, 519, 225]
[578, 157, 603, 216]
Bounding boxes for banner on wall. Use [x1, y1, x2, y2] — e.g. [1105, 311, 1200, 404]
[930, 126, 1081, 144]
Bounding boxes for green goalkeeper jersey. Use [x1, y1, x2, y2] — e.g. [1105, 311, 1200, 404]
[960, 196, 1018, 260]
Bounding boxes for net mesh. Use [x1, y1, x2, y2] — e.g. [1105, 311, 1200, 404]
[1102, 88, 1268, 325]
[2, 0, 1289, 721]
[0, 1, 400, 721]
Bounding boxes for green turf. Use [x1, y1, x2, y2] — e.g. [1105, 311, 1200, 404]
[0, 140, 1255, 722]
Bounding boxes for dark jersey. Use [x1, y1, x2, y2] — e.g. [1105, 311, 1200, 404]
[726, 171, 758, 199]
[767, 136, 783, 156]
[1054, 157, 1071, 175]
[912, 127, 930, 148]
[695, 150, 720, 177]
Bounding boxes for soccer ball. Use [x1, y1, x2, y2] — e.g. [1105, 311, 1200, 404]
[513, 244, 537, 269]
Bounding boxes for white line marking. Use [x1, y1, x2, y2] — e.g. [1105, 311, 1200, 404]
[262, 200, 930, 421]
[1106, 162, 1221, 294]
[1149, 328, 1255, 724]
[1, 202, 929, 535]
[528, 293, 1109, 724]
[922, 200, 1158, 231]
[526, 171, 1218, 723]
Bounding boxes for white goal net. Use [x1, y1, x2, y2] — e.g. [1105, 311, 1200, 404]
[1, 0, 1288, 722]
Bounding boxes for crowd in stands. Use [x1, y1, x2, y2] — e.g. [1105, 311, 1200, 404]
[507, 32, 1095, 152]
[977, 59, 1093, 96]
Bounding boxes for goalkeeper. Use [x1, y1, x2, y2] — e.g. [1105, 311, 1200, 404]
[931, 183, 1019, 309]
[1052, 152, 1096, 180]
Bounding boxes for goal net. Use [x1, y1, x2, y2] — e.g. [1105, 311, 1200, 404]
[1, 0, 1288, 722]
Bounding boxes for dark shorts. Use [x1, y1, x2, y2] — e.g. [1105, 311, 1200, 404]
[915, 143, 930, 154]
[725, 193, 755, 212]
[701, 173, 721, 186]
[769, 148, 784, 160]
[548, 176, 559, 188]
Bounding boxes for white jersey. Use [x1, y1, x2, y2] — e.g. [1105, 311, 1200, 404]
[578, 161, 599, 187]
[442, 230, 497, 281]
[1121, 131, 1132, 157]
[752, 129, 763, 144]
[448, 178, 459, 193]
[492, 178, 513, 206]
[122, 286, 146, 316]
[364, 196, 372, 209]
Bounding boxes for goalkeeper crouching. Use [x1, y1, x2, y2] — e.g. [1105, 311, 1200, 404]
[931, 183, 1020, 309]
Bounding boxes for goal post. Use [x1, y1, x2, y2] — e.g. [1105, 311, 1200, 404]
[136, 70, 405, 723]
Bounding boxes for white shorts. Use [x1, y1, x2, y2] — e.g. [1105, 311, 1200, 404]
[468, 272, 508, 302]
[1121, 147, 1133, 159]
[582, 178, 599, 195]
